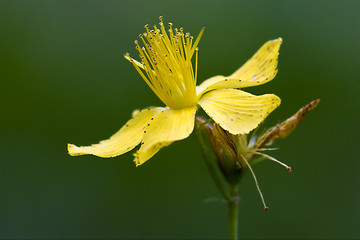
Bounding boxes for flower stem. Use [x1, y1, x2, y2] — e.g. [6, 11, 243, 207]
[228, 184, 239, 240]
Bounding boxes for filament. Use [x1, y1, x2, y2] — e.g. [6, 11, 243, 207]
[240, 154, 268, 210]
[255, 152, 291, 173]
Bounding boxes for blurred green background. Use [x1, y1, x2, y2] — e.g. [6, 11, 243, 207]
[1, 0, 359, 239]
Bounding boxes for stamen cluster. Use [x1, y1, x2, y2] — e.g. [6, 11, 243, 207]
[125, 16, 205, 109]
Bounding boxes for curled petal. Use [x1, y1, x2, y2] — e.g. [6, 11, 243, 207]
[198, 89, 280, 135]
[68, 107, 164, 157]
[134, 106, 197, 166]
[196, 38, 282, 97]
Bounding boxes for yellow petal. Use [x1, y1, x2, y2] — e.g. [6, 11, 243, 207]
[68, 107, 164, 157]
[198, 89, 280, 135]
[134, 106, 197, 166]
[196, 38, 282, 97]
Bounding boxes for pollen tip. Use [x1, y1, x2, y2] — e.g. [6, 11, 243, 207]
[287, 167, 292, 173]
[264, 206, 269, 211]
[159, 16, 163, 20]
[144, 24, 149, 29]
[202, 26, 206, 30]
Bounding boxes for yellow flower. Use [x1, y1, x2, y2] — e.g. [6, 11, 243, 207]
[68, 17, 282, 166]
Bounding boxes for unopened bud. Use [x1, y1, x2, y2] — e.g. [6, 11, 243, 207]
[196, 117, 242, 185]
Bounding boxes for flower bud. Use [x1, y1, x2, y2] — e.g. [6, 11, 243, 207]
[198, 117, 242, 185]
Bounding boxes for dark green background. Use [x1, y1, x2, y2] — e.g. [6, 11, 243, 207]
[1, 0, 359, 239]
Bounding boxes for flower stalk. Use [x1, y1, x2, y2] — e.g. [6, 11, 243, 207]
[228, 184, 239, 240]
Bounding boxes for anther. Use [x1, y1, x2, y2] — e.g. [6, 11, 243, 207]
[144, 24, 149, 29]
[159, 16, 163, 20]
[134, 40, 138, 44]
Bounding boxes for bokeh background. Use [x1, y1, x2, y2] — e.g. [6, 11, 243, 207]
[1, 0, 359, 239]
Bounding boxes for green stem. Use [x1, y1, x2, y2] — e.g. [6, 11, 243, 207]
[228, 184, 239, 240]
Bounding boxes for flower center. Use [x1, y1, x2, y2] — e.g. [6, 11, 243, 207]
[125, 16, 204, 109]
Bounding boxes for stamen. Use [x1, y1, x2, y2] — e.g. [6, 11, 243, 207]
[255, 152, 291, 172]
[240, 154, 268, 210]
[125, 17, 203, 109]
[190, 27, 205, 57]
[195, 47, 199, 83]
[256, 148, 279, 151]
